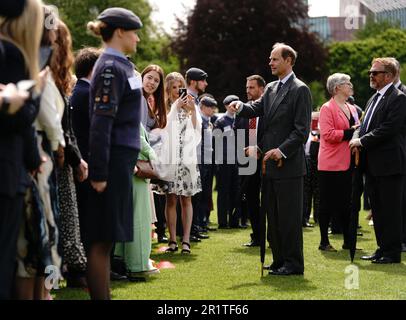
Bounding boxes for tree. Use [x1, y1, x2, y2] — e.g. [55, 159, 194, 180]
[355, 17, 400, 40]
[45, 0, 179, 73]
[172, 0, 328, 110]
[328, 29, 406, 108]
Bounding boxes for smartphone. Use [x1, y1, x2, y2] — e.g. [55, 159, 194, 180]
[39, 46, 53, 70]
[178, 88, 187, 98]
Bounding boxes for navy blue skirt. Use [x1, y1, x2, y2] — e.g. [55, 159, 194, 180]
[85, 146, 138, 243]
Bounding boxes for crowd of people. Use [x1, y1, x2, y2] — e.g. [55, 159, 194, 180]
[1, 0, 406, 300]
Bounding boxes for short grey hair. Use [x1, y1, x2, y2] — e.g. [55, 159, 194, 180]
[326, 73, 351, 96]
[388, 57, 400, 77]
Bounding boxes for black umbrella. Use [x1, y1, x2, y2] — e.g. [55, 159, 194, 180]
[260, 158, 282, 276]
[348, 149, 361, 262]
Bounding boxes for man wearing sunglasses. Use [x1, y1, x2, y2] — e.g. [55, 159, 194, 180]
[350, 57, 406, 264]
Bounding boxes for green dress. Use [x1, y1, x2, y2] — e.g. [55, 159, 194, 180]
[115, 125, 156, 273]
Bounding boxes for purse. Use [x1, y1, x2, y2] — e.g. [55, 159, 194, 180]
[135, 160, 160, 179]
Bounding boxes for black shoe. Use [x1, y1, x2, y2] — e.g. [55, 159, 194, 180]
[269, 266, 303, 276]
[361, 253, 381, 261]
[263, 263, 282, 271]
[318, 244, 337, 252]
[158, 235, 168, 243]
[190, 235, 201, 242]
[371, 256, 401, 264]
[303, 222, 314, 228]
[197, 232, 209, 239]
[243, 241, 260, 247]
[110, 271, 127, 281]
[240, 223, 250, 229]
[66, 275, 88, 288]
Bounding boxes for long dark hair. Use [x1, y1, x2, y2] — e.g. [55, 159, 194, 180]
[141, 64, 167, 129]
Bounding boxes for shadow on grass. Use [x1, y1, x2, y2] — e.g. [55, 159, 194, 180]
[230, 247, 262, 256]
[228, 276, 317, 293]
[319, 249, 369, 262]
[357, 262, 406, 275]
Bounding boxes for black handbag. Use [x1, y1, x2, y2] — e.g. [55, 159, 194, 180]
[135, 160, 160, 179]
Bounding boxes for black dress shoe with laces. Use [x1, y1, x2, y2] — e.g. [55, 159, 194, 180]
[269, 266, 303, 276]
[158, 235, 168, 243]
[371, 256, 401, 264]
[361, 253, 381, 261]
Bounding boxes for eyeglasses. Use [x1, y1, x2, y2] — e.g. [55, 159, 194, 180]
[368, 70, 387, 76]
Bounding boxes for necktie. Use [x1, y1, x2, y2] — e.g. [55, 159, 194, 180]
[360, 92, 380, 136]
[249, 118, 257, 145]
[277, 81, 283, 93]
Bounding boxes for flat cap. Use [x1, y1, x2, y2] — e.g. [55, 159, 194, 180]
[0, 0, 26, 18]
[200, 96, 217, 108]
[98, 7, 143, 30]
[223, 95, 239, 106]
[186, 67, 208, 81]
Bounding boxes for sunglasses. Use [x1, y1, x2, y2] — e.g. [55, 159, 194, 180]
[368, 70, 387, 76]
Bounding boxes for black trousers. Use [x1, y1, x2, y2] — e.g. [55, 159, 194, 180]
[318, 170, 352, 246]
[401, 177, 406, 245]
[216, 164, 240, 227]
[366, 173, 402, 259]
[240, 164, 261, 242]
[153, 193, 166, 237]
[263, 177, 304, 273]
[0, 194, 24, 299]
[192, 164, 213, 228]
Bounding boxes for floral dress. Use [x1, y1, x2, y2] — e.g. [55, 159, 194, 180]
[164, 108, 202, 196]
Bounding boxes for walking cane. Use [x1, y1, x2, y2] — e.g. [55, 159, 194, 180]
[260, 157, 283, 276]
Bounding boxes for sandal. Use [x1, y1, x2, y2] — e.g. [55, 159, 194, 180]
[181, 241, 191, 254]
[165, 241, 178, 253]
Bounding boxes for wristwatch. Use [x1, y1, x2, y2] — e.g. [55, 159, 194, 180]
[0, 96, 11, 114]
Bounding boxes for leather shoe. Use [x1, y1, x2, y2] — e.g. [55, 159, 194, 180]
[371, 256, 400, 264]
[110, 271, 127, 281]
[190, 235, 201, 242]
[318, 244, 337, 252]
[197, 232, 209, 239]
[303, 222, 314, 228]
[243, 241, 259, 247]
[157, 235, 168, 243]
[263, 263, 282, 271]
[269, 266, 303, 276]
[360, 253, 381, 261]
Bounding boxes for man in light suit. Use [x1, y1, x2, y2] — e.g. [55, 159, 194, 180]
[350, 57, 406, 264]
[230, 43, 312, 275]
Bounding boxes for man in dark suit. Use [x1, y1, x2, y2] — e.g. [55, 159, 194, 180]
[350, 57, 406, 264]
[241, 75, 265, 247]
[70, 47, 100, 251]
[230, 43, 312, 275]
[390, 57, 406, 252]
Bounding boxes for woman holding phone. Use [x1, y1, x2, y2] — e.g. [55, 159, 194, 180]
[161, 72, 202, 254]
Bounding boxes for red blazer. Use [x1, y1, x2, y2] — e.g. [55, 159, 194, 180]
[318, 98, 359, 171]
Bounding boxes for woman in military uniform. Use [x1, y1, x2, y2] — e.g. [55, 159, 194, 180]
[86, 7, 143, 300]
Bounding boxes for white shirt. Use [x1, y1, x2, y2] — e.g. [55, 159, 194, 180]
[365, 82, 393, 131]
[279, 71, 294, 86]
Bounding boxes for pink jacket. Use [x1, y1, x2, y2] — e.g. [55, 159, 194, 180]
[318, 98, 359, 171]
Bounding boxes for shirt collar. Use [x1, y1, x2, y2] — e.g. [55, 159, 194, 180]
[394, 80, 402, 88]
[279, 71, 294, 85]
[80, 78, 91, 84]
[377, 82, 393, 96]
[225, 111, 235, 119]
[105, 47, 127, 60]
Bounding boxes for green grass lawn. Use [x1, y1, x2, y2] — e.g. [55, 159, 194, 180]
[54, 192, 406, 300]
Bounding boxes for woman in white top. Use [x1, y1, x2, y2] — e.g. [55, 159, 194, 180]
[161, 72, 202, 254]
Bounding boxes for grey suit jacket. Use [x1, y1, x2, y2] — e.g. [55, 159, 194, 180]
[237, 74, 312, 179]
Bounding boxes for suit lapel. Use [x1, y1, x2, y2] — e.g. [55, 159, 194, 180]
[266, 75, 294, 120]
[368, 85, 395, 127]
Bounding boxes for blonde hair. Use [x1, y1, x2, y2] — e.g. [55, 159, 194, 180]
[87, 20, 116, 42]
[0, 0, 43, 82]
[165, 72, 186, 106]
[372, 57, 397, 77]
